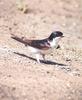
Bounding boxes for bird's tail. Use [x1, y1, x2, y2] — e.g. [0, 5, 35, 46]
[11, 34, 29, 46]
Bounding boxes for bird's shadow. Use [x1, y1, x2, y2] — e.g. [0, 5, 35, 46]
[13, 52, 67, 66]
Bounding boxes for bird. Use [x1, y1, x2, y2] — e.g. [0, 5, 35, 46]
[11, 31, 64, 63]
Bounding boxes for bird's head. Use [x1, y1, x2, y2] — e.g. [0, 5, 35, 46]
[48, 31, 64, 41]
[48, 31, 64, 48]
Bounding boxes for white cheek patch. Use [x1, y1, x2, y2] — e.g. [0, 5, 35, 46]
[55, 37, 61, 43]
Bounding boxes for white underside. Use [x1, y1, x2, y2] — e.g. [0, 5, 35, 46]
[27, 46, 53, 63]
[27, 46, 53, 54]
[27, 37, 61, 63]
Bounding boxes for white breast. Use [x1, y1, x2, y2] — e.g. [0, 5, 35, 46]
[50, 37, 61, 48]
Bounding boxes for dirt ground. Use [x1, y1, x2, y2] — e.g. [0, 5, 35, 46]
[0, 0, 82, 100]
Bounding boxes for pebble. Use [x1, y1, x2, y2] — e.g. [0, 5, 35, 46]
[46, 71, 50, 74]
[65, 58, 71, 62]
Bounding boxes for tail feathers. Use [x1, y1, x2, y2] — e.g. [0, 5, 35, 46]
[11, 34, 29, 46]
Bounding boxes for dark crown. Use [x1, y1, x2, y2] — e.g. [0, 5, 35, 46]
[48, 31, 63, 40]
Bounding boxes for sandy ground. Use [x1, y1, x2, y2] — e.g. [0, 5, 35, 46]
[0, 0, 82, 100]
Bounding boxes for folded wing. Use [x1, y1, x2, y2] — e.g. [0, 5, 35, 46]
[11, 34, 50, 50]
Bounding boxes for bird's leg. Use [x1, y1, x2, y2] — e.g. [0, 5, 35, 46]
[42, 54, 46, 61]
[56, 45, 60, 49]
[35, 54, 40, 63]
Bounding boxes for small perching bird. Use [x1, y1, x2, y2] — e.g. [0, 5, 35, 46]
[11, 31, 64, 63]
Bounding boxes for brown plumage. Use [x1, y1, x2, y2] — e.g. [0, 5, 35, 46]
[11, 34, 50, 50]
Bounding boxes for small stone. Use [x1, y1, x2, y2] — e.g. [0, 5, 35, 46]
[72, 71, 80, 77]
[50, 53, 53, 56]
[66, 68, 71, 72]
[8, 75, 12, 77]
[43, 91, 46, 94]
[66, 58, 71, 62]
[12, 87, 16, 91]
[46, 71, 50, 74]
[9, 27, 12, 30]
